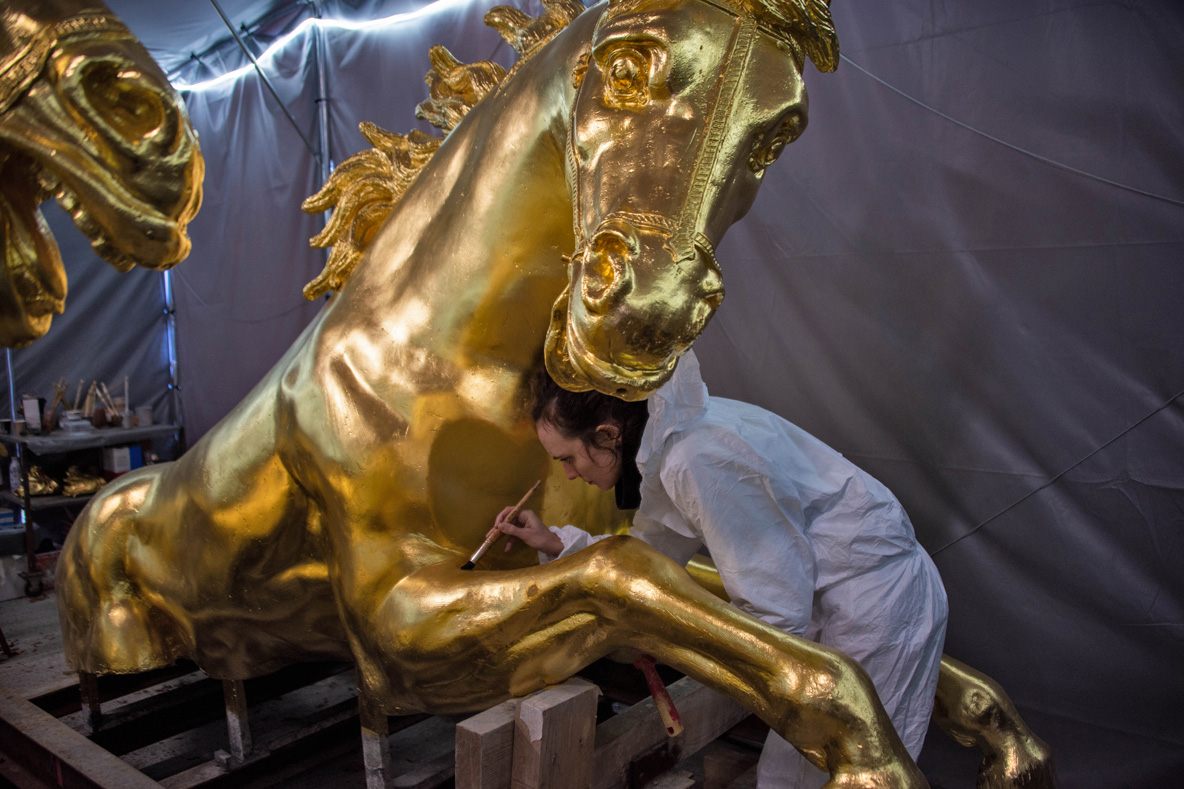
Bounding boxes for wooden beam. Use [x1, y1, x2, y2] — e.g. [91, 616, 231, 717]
[393, 749, 456, 789]
[160, 702, 429, 789]
[512, 679, 598, 789]
[0, 684, 163, 789]
[591, 677, 749, 789]
[725, 765, 759, 789]
[702, 738, 760, 788]
[455, 699, 519, 789]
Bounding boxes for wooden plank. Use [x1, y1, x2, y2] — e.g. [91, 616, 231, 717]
[33, 663, 203, 719]
[0, 684, 163, 789]
[591, 677, 749, 789]
[158, 702, 430, 789]
[0, 749, 54, 789]
[512, 679, 598, 789]
[60, 671, 216, 754]
[393, 749, 456, 789]
[702, 738, 760, 789]
[725, 765, 759, 789]
[455, 699, 519, 789]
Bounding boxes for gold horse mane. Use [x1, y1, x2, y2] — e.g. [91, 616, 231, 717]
[300, 0, 585, 300]
[299, 0, 837, 301]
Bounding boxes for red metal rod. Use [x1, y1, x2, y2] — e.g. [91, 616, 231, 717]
[633, 654, 683, 737]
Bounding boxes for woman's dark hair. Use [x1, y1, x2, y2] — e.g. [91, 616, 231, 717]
[530, 363, 649, 455]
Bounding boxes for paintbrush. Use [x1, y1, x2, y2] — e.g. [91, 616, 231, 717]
[97, 382, 118, 415]
[45, 378, 68, 427]
[82, 381, 97, 417]
[461, 480, 541, 570]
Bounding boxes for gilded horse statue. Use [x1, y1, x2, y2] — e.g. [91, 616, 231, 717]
[58, 1, 1051, 785]
[0, 0, 202, 347]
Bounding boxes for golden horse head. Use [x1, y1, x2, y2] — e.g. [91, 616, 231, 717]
[0, 0, 203, 347]
[544, 0, 837, 398]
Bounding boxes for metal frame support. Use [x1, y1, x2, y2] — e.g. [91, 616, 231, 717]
[358, 690, 391, 789]
[220, 679, 252, 764]
[79, 671, 103, 733]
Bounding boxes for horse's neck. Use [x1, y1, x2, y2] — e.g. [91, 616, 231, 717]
[327, 18, 597, 370]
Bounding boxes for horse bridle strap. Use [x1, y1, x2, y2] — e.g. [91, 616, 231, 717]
[675, 12, 757, 262]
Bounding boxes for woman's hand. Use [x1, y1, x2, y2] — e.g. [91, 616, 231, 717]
[494, 507, 563, 557]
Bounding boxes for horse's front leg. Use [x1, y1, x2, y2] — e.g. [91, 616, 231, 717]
[933, 656, 1056, 789]
[366, 536, 926, 788]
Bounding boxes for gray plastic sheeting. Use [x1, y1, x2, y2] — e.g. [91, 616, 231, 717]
[7, 1, 1182, 784]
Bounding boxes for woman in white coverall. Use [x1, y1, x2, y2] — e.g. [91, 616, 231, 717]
[495, 352, 948, 788]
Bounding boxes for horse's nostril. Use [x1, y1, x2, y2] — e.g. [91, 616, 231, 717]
[591, 229, 635, 264]
[581, 231, 635, 313]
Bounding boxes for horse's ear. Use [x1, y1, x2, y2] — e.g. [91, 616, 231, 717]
[800, 0, 839, 72]
[759, 0, 840, 73]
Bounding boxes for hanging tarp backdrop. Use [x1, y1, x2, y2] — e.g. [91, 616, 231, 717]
[1, 207, 175, 429]
[11, 1, 1183, 785]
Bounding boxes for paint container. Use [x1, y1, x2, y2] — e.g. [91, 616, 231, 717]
[22, 395, 42, 432]
[60, 410, 92, 433]
[135, 406, 153, 427]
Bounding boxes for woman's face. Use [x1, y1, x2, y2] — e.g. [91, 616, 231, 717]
[536, 420, 622, 491]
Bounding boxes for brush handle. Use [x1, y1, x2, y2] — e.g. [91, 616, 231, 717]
[466, 480, 542, 566]
[465, 533, 500, 566]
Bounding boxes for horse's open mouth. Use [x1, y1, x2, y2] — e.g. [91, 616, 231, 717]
[36, 162, 192, 272]
[0, 154, 64, 313]
[544, 286, 681, 400]
[26, 125, 202, 272]
[568, 314, 679, 396]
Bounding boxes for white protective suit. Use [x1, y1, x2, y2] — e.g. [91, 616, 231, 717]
[543, 352, 948, 788]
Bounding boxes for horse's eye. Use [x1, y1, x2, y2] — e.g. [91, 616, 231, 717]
[603, 48, 649, 108]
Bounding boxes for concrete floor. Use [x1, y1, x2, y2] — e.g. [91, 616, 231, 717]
[0, 591, 71, 702]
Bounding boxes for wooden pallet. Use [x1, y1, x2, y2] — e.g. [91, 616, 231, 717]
[456, 675, 753, 789]
[1, 657, 759, 789]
